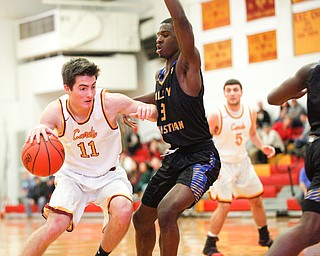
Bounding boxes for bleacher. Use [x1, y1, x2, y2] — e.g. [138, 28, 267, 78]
[194, 153, 304, 213]
[4, 153, 304, 217]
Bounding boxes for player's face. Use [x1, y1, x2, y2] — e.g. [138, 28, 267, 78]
[224, 84, 242, 106]
[65, 75, 96, 111]
[156, 23, 179, 59]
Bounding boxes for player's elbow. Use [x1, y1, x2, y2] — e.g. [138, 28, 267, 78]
[267, 95, 282, 106]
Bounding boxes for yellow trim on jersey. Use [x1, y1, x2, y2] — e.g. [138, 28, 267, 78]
[224, 104, 244, 119]
[66, 98, 94, 125]
[234, 190, 264, 199]
[215, 108, 223, 136]
[57, 99, 66, 137]
[157, 70, 170, 86]
[101, 89, 118, 130]
[248, 106, 254, 131]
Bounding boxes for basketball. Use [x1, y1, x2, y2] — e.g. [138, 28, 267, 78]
[21, 135, 65, 177]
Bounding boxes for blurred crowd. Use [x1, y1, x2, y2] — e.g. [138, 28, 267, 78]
[248, 99, 309, 164]
[20, 174, 55, 218]
[121, 132, 169, 199]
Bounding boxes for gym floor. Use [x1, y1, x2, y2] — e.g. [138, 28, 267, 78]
[0, 213, 307, 256]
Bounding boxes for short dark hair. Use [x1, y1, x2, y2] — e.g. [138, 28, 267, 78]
[61, 58, 100, 90]
[161, 18, 173, 24]
[224, 79, 242, 91]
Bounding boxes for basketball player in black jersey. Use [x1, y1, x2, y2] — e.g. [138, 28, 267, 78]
[266, 62, 320, 256]
[130, 1, 221, 255]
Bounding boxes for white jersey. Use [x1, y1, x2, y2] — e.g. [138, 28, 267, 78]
[214, 104, 253, 163]
[58, 88, 122, 178]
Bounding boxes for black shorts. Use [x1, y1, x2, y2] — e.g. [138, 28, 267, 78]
[141, 144, 220, 208]
[303, 138, 320, 213]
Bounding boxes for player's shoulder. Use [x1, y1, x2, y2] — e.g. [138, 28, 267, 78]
[247, 103, 256, 113]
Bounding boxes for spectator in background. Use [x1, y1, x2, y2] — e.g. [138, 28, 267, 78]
[148, 138, 162, 159]
[24, 177, 48, 218]
[149, 156, 162, 177]
[44, 176, 55, 203]
[137, 162, 153, 196]
[20, 172, 34, 204]
[119, 151, 135, 176]
[249, 123, 285, 164]
[256, 101, 271, 129]
[127, 160, 140, 194]
[126, 127, 142, 156]
[272, 114, 294, 149]
[294, 112, 310, 150]
[296, 166, 311, 208]
[275, 101, 290, 122]
[287, 99, 306, 128]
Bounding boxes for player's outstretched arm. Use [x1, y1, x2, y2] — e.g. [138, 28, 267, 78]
[268, 63, 313, 105]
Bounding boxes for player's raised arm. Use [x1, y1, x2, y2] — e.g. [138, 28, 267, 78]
[164, 0, 197, 60]
[164, 0, 202, 96]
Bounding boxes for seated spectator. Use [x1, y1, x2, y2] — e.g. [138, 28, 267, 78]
[248, 123, 284, 164]
[148, 138, 162, 159]
[275, 101, 290, 122]
[137, 162, 153, 196]
[287, 99, 306, 128]
[149, 156, 162, 177]
[256, 123, 285, 163]
[20, 172, 34, 204]
[24, 177, 49, 218]
[272, 114, 294, 149]
[293, 112, 310, 150]
[296, 166, 311, 208]
[256, 101, 271, 129]
[45, 176, 55, 202]
[119, 151, 135, 175]
[126, 127, 141, 156]
[126, 160, 140, 194]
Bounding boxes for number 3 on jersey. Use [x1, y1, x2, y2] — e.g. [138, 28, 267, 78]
[77, 141, 100, 158]
[160, 103, 166, 121]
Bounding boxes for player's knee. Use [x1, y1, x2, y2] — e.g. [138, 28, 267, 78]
[114, 204, 133, 226]
[44, 221, 68, 239]
[218, 202, 231, 212]
[132, 210, 142, 228]
[157, 206, 177, 229]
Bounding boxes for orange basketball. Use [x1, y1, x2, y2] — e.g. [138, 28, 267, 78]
[21, 135, 65, 177]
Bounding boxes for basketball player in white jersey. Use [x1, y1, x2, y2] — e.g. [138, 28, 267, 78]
[19, 58, 158, 256]
[203, 79, 275, 256]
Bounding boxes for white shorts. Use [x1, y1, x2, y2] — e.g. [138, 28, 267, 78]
[209, 157, 263, 202]
[43, 167, 133, 232]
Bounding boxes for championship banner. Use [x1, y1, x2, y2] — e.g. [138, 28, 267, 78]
[202, 0, 230, 31]
[246, 0, 275, 21]
[293, 8, 320, 55]
[247, 30, 277, 63]
[203, 39, 232, 71]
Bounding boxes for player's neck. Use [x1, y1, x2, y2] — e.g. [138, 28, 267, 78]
[226, 103, 241, 113]
[67, 100, 92, 122]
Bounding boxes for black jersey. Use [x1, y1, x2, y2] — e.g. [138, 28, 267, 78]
[155, 61, 212, 149]
[307, 62, 320, 136]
